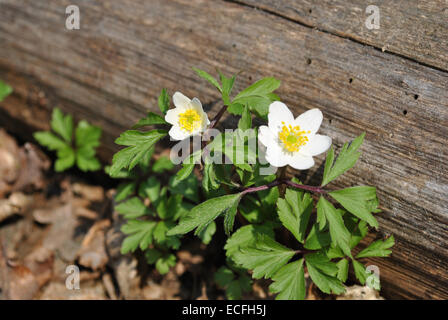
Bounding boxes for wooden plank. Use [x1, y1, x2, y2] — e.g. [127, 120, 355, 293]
[235, 0, 448, 71]
[0, 0, 447, 299]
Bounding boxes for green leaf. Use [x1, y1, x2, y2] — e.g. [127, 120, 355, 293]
[153, 220, 181, 249]
[139, 176, 161, 203]
[306, 260, 345, 295]
[321, 133, 365, 186]
[232, 77, 280, 117]
[167, 193, 242, 236]
[132, 112, 168, 129]
[120, 220, 157, 253]
[223, 196, 240, 236]
[115, 182, 136, 202]
[352, 259, 367, 285]
[225, 224, 275, 259]
[115, 196, 152, 219]
[277, 188, 313, 243]
[155, 253, 176, 275]
[219, 70, 236, 105]
[238, 105, 252, 130]
[193, 67, 221, 92]
[76, 146, 101, 171]
[110, 129, 167, 177]
[329, 186, 379, 228]
[336, 259, 349, 282]
[197, 221, 216, 245]
[75, 120, 101, 149]
[317, 197, 352, 258]
[305, 252, 339, 276]
[269, 259, 306, 300]
[54, 146, 75, 172]
[304, 224, 331, 250]
[33, 131, 68, 151]
[152, 155, 174, 173]
[158, 88, 170, 114]
[145, 248, 162, 264]
[0, 80, 12, 102]
[51, 108, 73, 143]
[214, 267, 235, 287]
[169, 173, 199, 203]
[356, 236, 394, 258]
[232, 235, 295, 279]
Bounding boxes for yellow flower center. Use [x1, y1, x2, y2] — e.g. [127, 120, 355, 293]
[178, 109, 202, 133]
[278, 122, 310, 152]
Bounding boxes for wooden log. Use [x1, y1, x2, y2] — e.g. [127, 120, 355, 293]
[0, 0, 447, 299]
[236, 0, 448, 71]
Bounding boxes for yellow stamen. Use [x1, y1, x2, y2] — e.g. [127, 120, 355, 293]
[178, 109, 202, 133]
[278, 122, 310, 152]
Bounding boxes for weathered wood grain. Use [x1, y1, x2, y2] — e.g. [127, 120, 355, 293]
[235, 0, 448, 71]
[0, 0, 447, 299]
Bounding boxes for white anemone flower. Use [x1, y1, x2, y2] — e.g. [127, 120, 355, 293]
[165, 92, 210, 141]
[258, 101, 332, 170]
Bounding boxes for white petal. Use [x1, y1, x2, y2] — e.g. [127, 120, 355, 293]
[165, 108, 180, 125]
[258, 125, 274, 147]
[191, 97, 204, 112]
[265, 141, 290, 167]
[268, 101, 294, 132]
[289, 154, 315, 170]
[173, 92, 191, 109]
[300, 134, 332, 156]
[294, 108, 323, 134]
[169, 125, 190, 141]
[200, 112, 210, 130]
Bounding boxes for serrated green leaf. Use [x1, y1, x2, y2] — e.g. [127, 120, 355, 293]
[158, 88, 170, 114]
[139, 176, 160, 203]
[145, 248, 162, 264]
[75, 120, 101, 149]
[223, 196, 240, 236]
[193, 67, 222, 92]
[120, 220, 157, 253]
[322, 133, 365, 186]
[152, 155, 174, 173]
[197, 221, 216, 245]
[305, 252, 339, 276]
[329, 186, 379, 228]
[54, 146, 75, 172]
[116, 196, 152, 219]
[110, 129, 167, 177]
[167, 193, 242, 236]
[317, 197, 352, 258]
[0, 80, 12, 102]
[356, 236, 394, 258]
[219, 70, 236, 105]
[304, 224, 331, 250]
[76, 146, 101, 171]
[269, 259, 306, 300]
[336, 259, 349, 282]
[238, 105, 252, 130]
[232, 77, 280, 117]
[277, 188, 313, 243]
[225, 224, 275, 258]
[214, 266, 235, 287]
[232, 235, 295, 279]
[306, 261, 345, 295]
[51, 108, 73, 143]
[169, 172, 199, 203]
[132, 112, 168, 129]
[155, 253, 176, 275]
[33, 131, 68, 151]
[352, 259, 367, 285]
[115, 182, 136, 202]
[153, 220, 181, 249]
